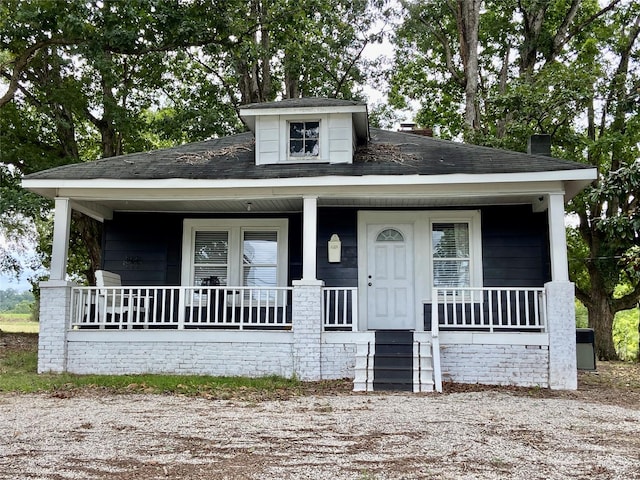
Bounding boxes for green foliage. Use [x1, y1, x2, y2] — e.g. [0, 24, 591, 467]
[1, 0, 381, 286]
[613, 308, 639, 362]
[0, 289, 34, 312]
[390, 0, 640, 359]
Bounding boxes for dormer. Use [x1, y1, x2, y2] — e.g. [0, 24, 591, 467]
[239, 98, 369, 165]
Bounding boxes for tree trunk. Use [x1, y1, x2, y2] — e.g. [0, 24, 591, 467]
[588, 291, 618, 360]
[73, 214, 102, 285]
[455, 0, 480, 132]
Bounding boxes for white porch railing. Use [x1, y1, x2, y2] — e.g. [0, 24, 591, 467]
[322, 287, 357, 331]
[431, 287, 546, 332]
[70, 286, 293, 330]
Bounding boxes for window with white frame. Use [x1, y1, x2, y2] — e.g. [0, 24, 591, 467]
[182, 219, 288, 288]
[432, 222, 471, 288]
[289, 121, 320, 158]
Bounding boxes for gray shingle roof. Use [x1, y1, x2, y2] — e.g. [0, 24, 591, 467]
[24, 128, 592, 181]
[241, 97, 366, 110]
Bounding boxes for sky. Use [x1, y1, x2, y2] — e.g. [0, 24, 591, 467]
[0, 232, 36, 292]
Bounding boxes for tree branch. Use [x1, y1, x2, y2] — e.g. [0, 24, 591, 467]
[0, 38, 80, 108]
[612, 281, 640, 312]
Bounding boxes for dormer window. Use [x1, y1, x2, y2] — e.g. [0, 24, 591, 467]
[289, 121, 320, 158]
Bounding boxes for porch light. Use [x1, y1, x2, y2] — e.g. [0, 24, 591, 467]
[328, 234, 341, 263]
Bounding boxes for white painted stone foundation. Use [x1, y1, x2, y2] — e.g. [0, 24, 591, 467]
[38, 281, 576, 390]
[38, 281, 74, 373]
[440, 343, 549, 387]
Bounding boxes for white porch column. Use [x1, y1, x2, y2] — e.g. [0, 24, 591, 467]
[301, 196, 318, 282]
[50, 197, 72, 281]
[38, 280, 74, 373]
[546, 281, 577, 389]
[547, 193, 569, 282]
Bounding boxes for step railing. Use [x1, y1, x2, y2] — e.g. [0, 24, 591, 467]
[70, 286, 293, 330]
[432, 287, 546, 332]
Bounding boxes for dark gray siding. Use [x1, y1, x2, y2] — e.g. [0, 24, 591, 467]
[102, 212, 303, 286]
[102, 205, 550, 288]
[317, 208, 358, 287]
[101, 213, 182, 285]
[481, 205, 551, 287]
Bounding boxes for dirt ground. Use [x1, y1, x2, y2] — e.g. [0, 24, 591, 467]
[1, 333, 640, 480]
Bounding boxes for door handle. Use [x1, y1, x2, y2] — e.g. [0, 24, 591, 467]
[368, 282, 372, 286]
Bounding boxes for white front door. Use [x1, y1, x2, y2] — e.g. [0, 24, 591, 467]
[366, 224, 415, 330]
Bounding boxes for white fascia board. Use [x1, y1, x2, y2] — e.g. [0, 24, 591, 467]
[22, 167, 598, 196]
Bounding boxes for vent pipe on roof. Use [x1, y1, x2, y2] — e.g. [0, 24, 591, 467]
[528, 134, 551, 156]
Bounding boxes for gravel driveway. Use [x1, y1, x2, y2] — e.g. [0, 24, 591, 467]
[1, 391, 639, 480]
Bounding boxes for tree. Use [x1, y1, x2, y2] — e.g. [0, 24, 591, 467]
[1, 0, 382, 286]
[390, 0, 640, 359]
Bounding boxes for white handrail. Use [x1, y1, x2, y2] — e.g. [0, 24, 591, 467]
[433, 287, 546, 332]
[431, 288, 443, 393]
[70, 286, 293, 330]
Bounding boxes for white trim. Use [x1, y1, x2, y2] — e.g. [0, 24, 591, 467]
[302, 197, 318, 281]
[428, 210, 483, 298]
[181, 218, 288, 287]
[68, 330, 294, 343]
[439, 331, 549, 346]
[547, 193, 569, 281]
[358, 210, 483, 332]
[22, 168, 597, 193]
[50, 198, 72, 281]
[280, 116, 329, 163]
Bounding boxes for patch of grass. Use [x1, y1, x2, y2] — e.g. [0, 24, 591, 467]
[0, 313, 39, 333]
[0, 332, 352, 398]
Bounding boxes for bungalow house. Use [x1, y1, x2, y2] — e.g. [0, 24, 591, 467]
[22, 98, 597, 392]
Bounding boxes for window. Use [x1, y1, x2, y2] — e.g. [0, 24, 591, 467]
[432, 222, 470, 288]
[289, 121, 319, 158]
[376, 228, 404, 242]
[243, 231, 278, 287]
[182, 219, 288, 288]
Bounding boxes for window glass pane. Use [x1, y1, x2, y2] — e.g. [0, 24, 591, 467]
[194, 231, 228, 263]
[290, 122, 304, 139]
[433, 260, 470, 287]
[304, 139, 319, 155]
[376, 228, 404, 242]
[290, 140, 304, 156]
[432, 223, 469, 258]
[304, 122, 319, 138]
[289, 121, 319, 158]
[243, 266, 277, 287]
[243, 232, 277, 265]
[194, 267, 227, 286]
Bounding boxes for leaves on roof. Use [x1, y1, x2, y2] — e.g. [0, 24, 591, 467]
[354, 142, 418, 165]
[176, 140, 255, 165]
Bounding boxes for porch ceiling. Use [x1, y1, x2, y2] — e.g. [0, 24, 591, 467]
[73, 193, 542, 217]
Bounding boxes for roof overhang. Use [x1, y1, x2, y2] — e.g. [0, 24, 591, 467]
[22, 168, 597, 222]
